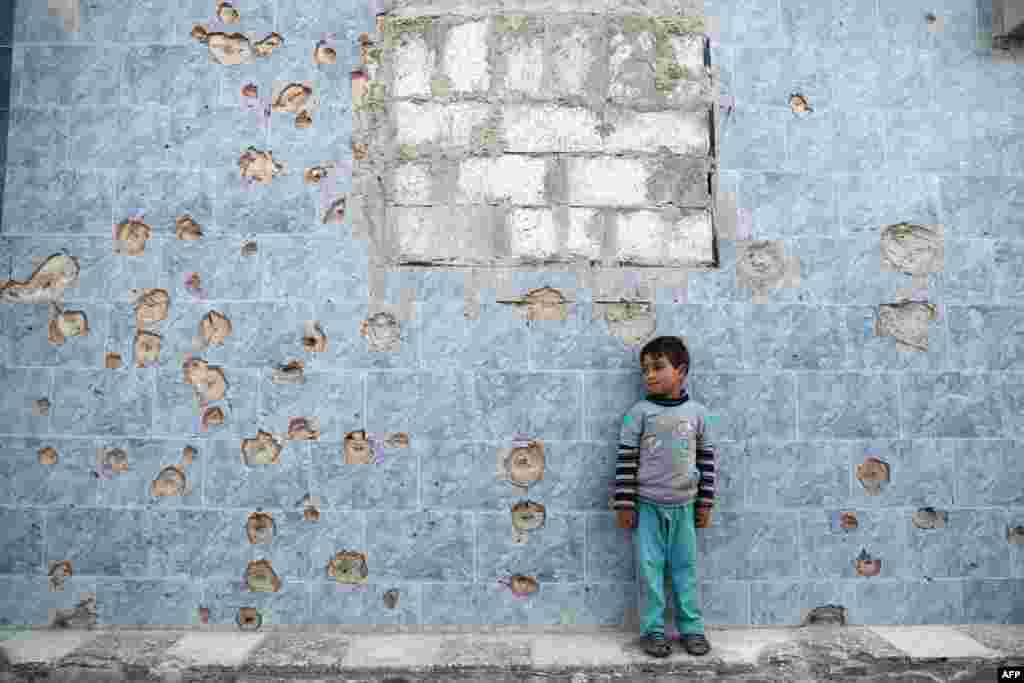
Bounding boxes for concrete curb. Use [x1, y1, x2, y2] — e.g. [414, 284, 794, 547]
[1, 624, 1022, 682]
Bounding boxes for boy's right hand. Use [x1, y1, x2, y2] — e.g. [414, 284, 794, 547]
[616, 510, 636, 530]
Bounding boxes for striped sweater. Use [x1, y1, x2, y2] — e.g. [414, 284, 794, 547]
[612, 389, 717, 510]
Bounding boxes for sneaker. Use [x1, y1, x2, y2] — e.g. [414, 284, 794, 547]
[641, 633, 671, 658]
[680, 632, 711, 656]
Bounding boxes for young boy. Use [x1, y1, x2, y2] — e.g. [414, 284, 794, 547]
[613, 335, 716, 658]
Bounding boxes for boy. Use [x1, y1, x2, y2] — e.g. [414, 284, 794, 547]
[613, 336, 716, 658]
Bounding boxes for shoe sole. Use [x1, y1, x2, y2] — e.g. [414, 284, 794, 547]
[642, 639, 671, 658]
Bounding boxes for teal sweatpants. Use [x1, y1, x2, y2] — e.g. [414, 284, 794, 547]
[634, 498, 705, 637]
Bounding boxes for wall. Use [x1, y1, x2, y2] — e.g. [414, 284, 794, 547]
[0, 0, 1023, 632]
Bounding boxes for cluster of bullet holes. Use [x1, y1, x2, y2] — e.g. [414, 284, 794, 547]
[152, 446, 196, 497]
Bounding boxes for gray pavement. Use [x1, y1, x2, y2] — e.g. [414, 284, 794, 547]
[1, 624, 1023, 682]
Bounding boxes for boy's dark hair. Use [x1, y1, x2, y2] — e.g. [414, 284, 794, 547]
[640, 336, 690, 375]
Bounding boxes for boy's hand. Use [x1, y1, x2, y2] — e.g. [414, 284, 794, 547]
[695, 505, 713, 529]
[616, 510, 636, 530]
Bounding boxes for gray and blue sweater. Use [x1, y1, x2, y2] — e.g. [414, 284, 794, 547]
[613, 389, 718, 510]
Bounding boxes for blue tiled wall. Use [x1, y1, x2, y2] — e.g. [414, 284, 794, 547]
[0, 0, 12, 212]
[0, 0, 1022, 631]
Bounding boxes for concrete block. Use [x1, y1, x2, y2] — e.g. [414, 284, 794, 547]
[868, 625, 1002, 659]
[501, 103, 605, 153]
[443, 20, 491, 93]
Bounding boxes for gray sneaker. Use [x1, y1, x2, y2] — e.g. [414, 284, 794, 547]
[642, 633, 671, 658]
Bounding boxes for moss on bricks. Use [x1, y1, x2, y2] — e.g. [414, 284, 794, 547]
[356, 81, 388, 113]
[657, 15, 705, 35]
[398, 144, 418, 160]
[381, 16, 432, 49]
[431, 76, 451, 97]
[495, 15, 529, 33]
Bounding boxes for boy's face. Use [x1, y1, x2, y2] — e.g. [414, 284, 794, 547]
[641, 353, 687, 398]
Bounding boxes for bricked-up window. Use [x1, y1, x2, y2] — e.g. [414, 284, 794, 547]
[355, 11, 718, 270]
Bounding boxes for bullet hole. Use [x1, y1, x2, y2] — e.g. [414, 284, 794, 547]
[498, 574, 539, 597]
[328, 550, 369, 584]
[33, 398, 50, 417]
[802, 604, 846, 626]
[360, 311, 401, 352]
[50, 593, 97, 629]
[216, 1, 240, 23]
[272, 82, 314, 116]
[202, 406, 225, 428]
[183, 358, 227, 402]
[133, 288, 170, 328]
[288, 416, 320, 440]
[303, 321, 328, 352]
[200, 310, 232, 346]
[830, 511, 859, 532]
[304, 165, 333, 184]
[237, 607, 262, 631]
[322, 196, 347, 224]
[344, 430, 374, 464]
[352, 142, 369, 161]
[925, 12, 937, 24]
[383, 588, 400, 609]
[876, 301, 937, 353]
[241, 430, 282, 466]
[242, 83, 259, 99]
[176, 215, 203, 241]
[912, 507, 947, 530]
[134, 330, 162, 368]
[48, 561, 72, 592]
[314, 42, 337, 65]
[114, 218, 151, 256]
[604, 302, 656, 347]
[105, 352, 122, 369]
[855, 548, 881, 577]
[511, 500, 546, 532]
[99, 447, 130, 474]
[503, 287, 568, 322]
[253, 32, 284, 58]
[38, 446, 58, 465]
[181, 445, 195, 465]
[47, 308, 88, 346]
[789, 93, 812, 114]
[737, 240, 796, 297]
[245, 559, 281, 592]
[880, 222, 944, 276]
[185, 272, 203, 297]
[239, 147, 287, 184]
[241, 240, 258, 257]
[856, 456, 890, 496]
[151, 465, 189, 497]
[0, 253, 80, 304]
[299, 494, 320, 521]
[296, 110, 313, 129]
[272, 359, 306, 385]
[246, 512, 276, 544]
[499, 440, 546, 488]
[1007, 526, 1024, 545]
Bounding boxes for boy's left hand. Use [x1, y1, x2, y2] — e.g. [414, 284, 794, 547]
[695, 505, 712, 528]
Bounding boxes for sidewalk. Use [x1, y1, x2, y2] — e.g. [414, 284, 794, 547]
[1, 624, 1022, 682]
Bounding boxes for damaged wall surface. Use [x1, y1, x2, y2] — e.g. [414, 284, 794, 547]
[0, 0, 1023, 634]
